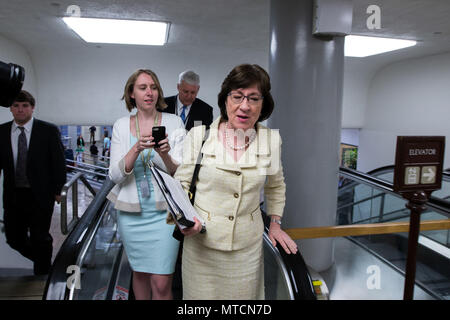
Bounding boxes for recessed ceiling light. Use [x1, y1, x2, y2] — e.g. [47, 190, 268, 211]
[62, 17, 170, 46]
[345, 35, 416, 57]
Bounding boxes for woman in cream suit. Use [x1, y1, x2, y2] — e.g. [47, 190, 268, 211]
[176, 64, 297, 299]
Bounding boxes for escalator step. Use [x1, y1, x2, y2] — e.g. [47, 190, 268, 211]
[0, 276, 46, 300]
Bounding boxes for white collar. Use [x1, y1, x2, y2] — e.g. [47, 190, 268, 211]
[177, 95, 192, 109]
[13, 117, 34, 132]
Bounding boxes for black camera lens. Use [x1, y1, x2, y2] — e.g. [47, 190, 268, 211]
[0, 61, 25, 107]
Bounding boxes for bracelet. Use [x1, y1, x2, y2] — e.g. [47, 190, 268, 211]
[270, 217, 281, 225]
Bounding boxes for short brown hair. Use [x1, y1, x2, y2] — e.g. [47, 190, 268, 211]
[13, 90, 35, 106]
[121, 69, 167, 112]
[218, 64, 274, 122]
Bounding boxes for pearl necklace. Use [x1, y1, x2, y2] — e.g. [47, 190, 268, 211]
[225, 121, 257, 150]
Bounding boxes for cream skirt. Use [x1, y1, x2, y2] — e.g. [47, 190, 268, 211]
[182, 235, 264, 300]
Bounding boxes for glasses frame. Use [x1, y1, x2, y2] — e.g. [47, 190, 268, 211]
[227, 92, 264, 106]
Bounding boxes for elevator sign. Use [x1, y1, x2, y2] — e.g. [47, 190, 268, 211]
[393, 136, 445, 194]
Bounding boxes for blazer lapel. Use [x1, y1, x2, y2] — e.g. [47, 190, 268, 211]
[200, 118, 240, 171]
[237, 123, 273, 169]
[4, 121, 15, 173]
[185, 99, 195, 129]
[165, 96, 177, 114]
[199, 118, 277, 172]
[27, 119, 41, 166]
[185, 98, 204, 129]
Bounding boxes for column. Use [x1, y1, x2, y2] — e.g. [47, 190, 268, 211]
[268, 0, 345, 271]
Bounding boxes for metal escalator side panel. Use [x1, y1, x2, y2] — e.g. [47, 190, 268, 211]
[70, 205, 124, 300]
[109, 249, 132, 300]
[43, 178, 115, 300]
[263, 233, 294, 299]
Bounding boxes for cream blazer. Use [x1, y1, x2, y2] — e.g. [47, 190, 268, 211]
[107, 113, 185, 212]
[174, 117, 286, 251]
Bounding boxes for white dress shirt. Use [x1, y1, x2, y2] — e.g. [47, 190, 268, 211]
[11, 117, 34, 170]
[176, 95, 192, 118]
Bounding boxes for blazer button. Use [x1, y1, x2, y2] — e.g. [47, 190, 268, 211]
[235, 171, 241, 176]
[228, 216, 234, 221]
[234, 193, 239, 198]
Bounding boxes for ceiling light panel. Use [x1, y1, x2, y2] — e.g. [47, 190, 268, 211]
[345, 35, 417, 57]
[62, 17, 169, 46]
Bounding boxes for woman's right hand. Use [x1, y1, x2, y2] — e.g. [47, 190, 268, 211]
[135, 135, 155, 153]
[124, 135, 155, 173]
[180, 217, 203, 237]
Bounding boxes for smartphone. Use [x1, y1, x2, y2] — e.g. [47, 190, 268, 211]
[152, 126, 166, 148]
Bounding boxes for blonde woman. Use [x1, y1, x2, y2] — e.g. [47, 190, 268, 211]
[107, 69, 185, 299]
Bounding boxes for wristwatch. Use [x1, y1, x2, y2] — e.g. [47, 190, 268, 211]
[270, 217, 282, 225]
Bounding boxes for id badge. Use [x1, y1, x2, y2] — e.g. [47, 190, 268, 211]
[140, 177, 150, 198]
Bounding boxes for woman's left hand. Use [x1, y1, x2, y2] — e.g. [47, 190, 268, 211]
[268, 223, 298, 254]
[154, 134, 170, 155]
[180, 217, 203, 237]
[153, 133, 180, 176]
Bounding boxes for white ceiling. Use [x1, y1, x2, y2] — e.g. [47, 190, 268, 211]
[350, 0, 450, 71]
[1, 0, 450, 71]
[0, 0, 270, 51]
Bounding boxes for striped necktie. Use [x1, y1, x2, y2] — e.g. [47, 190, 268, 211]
[180, 105, 187, 123]
[15, 126, 29, 187]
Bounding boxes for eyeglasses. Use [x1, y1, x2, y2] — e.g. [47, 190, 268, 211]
[228, 92, 263, 106]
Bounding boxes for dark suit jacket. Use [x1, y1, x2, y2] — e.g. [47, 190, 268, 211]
[0, 118, 67, 213]
[163, 95, 213, 131]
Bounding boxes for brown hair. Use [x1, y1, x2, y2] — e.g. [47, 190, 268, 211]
[217, 64, 274, 122]
[13, 90, 35, 107]
[121, 69, 167, 112]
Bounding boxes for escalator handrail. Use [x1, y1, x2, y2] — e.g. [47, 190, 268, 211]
[264, 229, 317, 300]
[262, 212, 317, 300]
[369, 164, 450, 181]
[43, 178, 115, 300]
[340, 166, 394, 193]
[262, 232, 295, 299]
[340, 166, 450, 218]
[366, 164, 396, 176]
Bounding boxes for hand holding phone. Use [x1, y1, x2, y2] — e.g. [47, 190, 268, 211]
[152, 126, 166, 148]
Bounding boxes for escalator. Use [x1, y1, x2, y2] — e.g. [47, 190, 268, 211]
[338, 165, 450, 300]
[44, 178, 319, 300]
[15, 163, 450, 300]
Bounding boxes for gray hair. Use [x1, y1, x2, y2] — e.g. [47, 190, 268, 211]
[178, 70, 200, 86]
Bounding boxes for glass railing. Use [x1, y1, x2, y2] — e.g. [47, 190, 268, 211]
[44, 178, 116, 300]
[320, 235, 438, 300]
[67, 203, 125, 300]
[371, 166, 450, 202]
[338, 166, 450, 299]
[367, 166, 450, 248]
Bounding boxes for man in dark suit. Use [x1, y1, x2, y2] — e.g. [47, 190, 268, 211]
[163, 70, 213, 131]
[0, 90, 66, 275]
